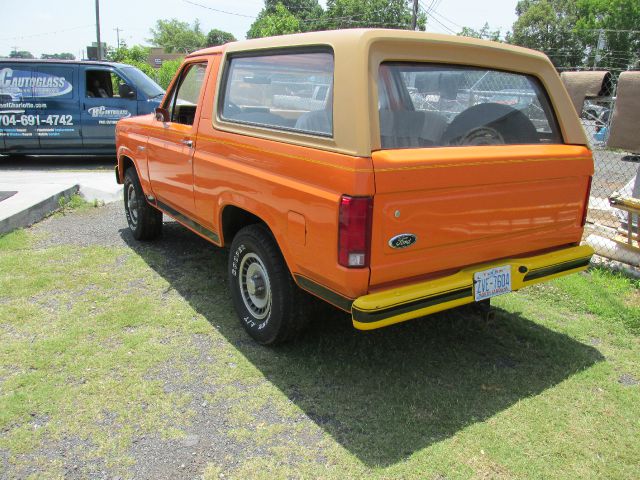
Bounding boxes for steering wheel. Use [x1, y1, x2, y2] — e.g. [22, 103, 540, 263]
[443, 103, 539, 146]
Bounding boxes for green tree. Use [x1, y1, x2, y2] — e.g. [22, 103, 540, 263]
[106, 43, 156, 79]
[247, 3, 302, 39]
[149, 18, 205, 53]
[107, 43, 150, 63]
[41, 52, 76, 60]
[575, 0, 640, 72]
[9, 50, 34, 59]
[205, 29, 236, 47]
[507, 0, 583, 68]
[324, 0, 425, 30]
[458, 23, 502, 42]
[156, 59, 183, 90]
[263, 0, 323, 30]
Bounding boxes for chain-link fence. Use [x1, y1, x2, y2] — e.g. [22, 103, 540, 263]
[581, 96, 640, 268]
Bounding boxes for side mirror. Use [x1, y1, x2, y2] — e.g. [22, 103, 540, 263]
[118, 83, 136, 99]
[155, 107, 169, 122]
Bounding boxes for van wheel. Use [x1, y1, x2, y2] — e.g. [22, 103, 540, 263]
[123, 167, 162, 240]
[228, 224, 307, 345]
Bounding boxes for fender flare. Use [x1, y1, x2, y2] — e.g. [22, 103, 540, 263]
[217, 193, 298, 277]
[116, 145, 137, 184]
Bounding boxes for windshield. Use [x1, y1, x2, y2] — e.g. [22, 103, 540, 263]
[378, 62, 562, 149]
[121, 66, 164, 98]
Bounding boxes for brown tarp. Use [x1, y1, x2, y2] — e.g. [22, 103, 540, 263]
[607, 71, 640, 153]
[560, 71, 612, 114]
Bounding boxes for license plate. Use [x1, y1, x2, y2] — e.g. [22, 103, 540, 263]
[473, 265, 512, 301]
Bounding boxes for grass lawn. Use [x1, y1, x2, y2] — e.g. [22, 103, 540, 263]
[0, 211, 638, 479]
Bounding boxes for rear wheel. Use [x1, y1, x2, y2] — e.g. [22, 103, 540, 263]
[228, 224, 308, 345]
[123, 167, 162, 240]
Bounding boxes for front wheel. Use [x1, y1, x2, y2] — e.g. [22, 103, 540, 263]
[123, 167, 163, 240]
[228, 224, 307, 345]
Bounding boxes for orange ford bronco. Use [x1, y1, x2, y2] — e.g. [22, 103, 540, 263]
[115, 29, 594, 344]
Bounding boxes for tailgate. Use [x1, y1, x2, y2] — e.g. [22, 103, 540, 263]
[369, 144, 593, 287]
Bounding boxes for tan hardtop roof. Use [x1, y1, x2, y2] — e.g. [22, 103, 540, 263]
[200, 29, 586, 156]
[188, 28, 547, 60]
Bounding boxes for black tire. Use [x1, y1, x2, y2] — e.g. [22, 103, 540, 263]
[228, 224, 307, 345]
[123, 167, 163, 241]
[443, 103, 539, 146]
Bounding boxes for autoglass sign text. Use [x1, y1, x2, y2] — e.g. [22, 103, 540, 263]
[0, 68, 73, 99]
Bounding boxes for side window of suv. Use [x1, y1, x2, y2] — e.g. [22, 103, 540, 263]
[220, 50, 334, 136]
[165, 62, 207, 126]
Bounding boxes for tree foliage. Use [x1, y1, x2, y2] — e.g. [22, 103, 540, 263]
[155, 59, 183, 90]
[149, 18, 206, 53]
[458, 23, 502, 42]
[574, 0, 640, 70]
[107, 43, 150, 64]
[324, 0, 424, 30]
[41, 52, 75, 60]
[205, 29, 236, 47]
[264, 0, 323, 30]
[246, 0, 425, 38]
[9, 50, 34, 59]
[247, 3, 302, 39]
[106, 43, 157, 78]
[507, 0, 583, 68]
[507, 0, 640, 72]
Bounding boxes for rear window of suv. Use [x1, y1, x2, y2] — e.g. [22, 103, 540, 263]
[378, 62, 562, 149]
[220, 49, 334, 137]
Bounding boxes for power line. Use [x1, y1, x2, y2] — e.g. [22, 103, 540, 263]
[428, 7, 464, 30]
[579, 28, 640, 33]
[0, 24, 94, 42]
[416, 2, 456, 34]
[184, 0, 413, 28]
[422, 9, 456, 34]
[183, 0, 256, 18]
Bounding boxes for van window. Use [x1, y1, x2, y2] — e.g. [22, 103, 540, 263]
[220, 50, 334, 137]
[121, 66, 163, 98]
[86, 70, 128, 98]
[377, 63, 562, 149]
[166, 62, 207, 125]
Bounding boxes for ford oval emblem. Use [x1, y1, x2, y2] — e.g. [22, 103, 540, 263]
[388, 233, 417, 249]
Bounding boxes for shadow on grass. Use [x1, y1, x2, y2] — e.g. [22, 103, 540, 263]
[121, 222, 603, 467]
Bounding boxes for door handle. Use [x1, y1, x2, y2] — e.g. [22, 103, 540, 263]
[181, 139, 193, 148]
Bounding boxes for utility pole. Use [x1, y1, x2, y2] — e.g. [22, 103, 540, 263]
[114, 27, 123, 51]
[594, 29, 606, 68]
[95, 0, 102, 60]
[411, 0, 419, 30]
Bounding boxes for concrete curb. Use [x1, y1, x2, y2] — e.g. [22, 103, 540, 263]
[0, 185, 79, 235]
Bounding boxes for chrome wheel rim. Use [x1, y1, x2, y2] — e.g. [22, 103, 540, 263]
[239, 253, 272, 320]
[127, 183, 139, 227]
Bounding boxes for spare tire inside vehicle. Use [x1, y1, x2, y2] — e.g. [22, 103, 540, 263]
[443, 103, 539, 146]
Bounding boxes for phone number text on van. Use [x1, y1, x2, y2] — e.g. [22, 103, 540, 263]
[0, 114, 73, 127]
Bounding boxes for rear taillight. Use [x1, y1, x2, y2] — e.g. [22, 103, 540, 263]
[581, 176, 593, 227]
[338, 195, 373, 268]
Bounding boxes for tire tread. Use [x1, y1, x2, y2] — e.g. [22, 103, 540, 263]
[124, 167, 162, 241]
[230, 224, 309, 345]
